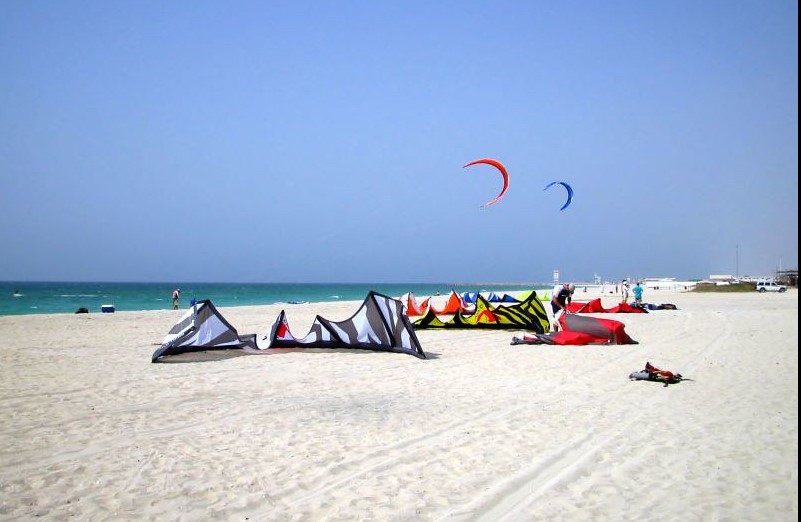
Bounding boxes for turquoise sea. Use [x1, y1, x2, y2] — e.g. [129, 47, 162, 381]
[0, 281, 550, 316]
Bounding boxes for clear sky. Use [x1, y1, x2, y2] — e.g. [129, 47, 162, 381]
[1, 0, 797, 284]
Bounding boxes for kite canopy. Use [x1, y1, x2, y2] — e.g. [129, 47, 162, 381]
[565, 298, 648, 314]
[485, 292, 519, 303]
[429, 290, 468, 315]
[463, 158, 509, 208]
[414, 291, 550, 333]
[265, 291, 426, 358]
[399, 292, 430, 317]
[544, 181, 573, 211]
[512, 313, 637, 345]
[462, 292, 479, 304]
[152, 300, 258, 362]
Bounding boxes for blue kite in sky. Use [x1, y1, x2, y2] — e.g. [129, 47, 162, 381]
[544, 181, 574, 211]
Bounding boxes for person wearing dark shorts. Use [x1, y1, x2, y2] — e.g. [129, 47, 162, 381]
[550, 283, 575, 332]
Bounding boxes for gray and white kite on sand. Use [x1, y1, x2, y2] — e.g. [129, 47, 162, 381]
[153, 292, 426, 362]
[152, 300, 258, 362]
[264, 291, 427, 358]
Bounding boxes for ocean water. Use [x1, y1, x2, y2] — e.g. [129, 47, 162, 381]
[0, 281, 549, 316]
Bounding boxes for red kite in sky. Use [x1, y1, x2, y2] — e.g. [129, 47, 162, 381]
[463, 158, 509, 208]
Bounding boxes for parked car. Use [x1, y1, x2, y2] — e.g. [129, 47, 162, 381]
[756, 281, 787, 293]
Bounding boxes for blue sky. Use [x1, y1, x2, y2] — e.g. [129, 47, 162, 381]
[1, 0, 797, 284]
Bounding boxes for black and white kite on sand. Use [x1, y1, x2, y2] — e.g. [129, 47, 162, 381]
[265, 291, 427, 359]
[152, 300, 258, 362]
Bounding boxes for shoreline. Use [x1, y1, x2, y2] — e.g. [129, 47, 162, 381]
[0, 289, 796, 520]
[0, 282, 556, 317]
[0, 283, 706, 318]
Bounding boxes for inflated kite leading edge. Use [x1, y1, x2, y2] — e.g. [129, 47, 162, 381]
[464, 158, 509, 208]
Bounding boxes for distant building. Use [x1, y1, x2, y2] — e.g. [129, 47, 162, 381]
[740, 271, 797, 286]
[709, 274, 733, 281]
[776, 270, 798, 286]
[642, 278, 697, 291]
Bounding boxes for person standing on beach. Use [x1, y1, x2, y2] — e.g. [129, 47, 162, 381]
[621, 280, 630, 303]
[550, 283, 575, 332]
[633, 282, 644, 307]
[172, 288, 181, 310]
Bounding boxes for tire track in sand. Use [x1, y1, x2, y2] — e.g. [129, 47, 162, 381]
[438, 308, 733, 522]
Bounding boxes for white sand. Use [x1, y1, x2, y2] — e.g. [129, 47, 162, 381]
[0, 288, 797, 521]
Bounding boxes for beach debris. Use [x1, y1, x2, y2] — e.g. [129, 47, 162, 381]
[543, 181, 574, 211]
[463, 158, 509, 208]
[629, 362, 687, 387]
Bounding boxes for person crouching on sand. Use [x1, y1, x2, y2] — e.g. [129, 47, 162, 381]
[550, 283, 575, 332]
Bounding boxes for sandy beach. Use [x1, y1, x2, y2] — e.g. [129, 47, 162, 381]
[0, 288, 797, 521]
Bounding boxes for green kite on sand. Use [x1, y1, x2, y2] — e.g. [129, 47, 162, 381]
[413, 291, 549, 333]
